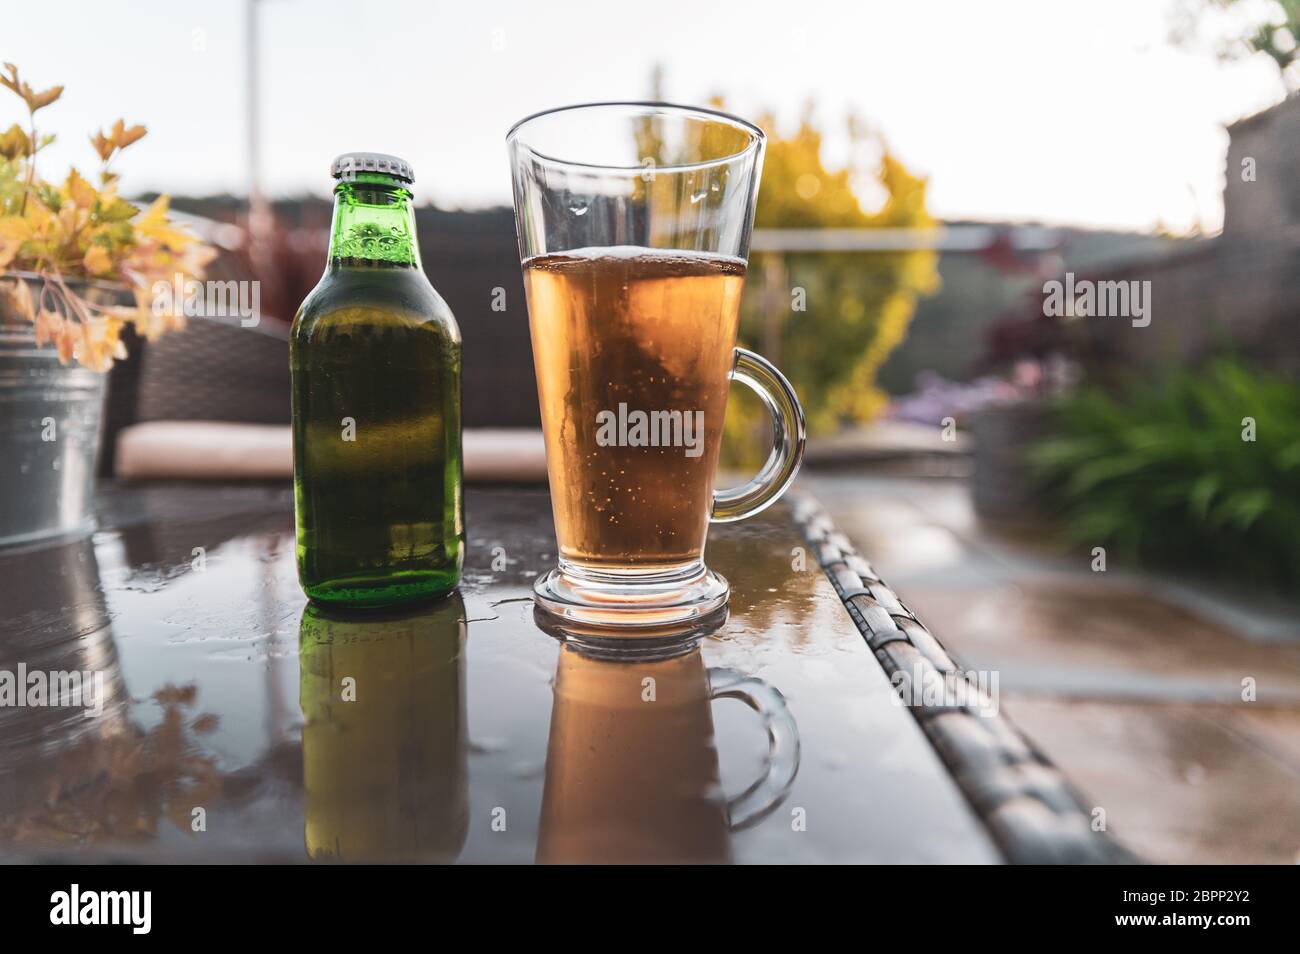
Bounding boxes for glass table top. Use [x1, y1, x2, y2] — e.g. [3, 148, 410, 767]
[0, 484, 997, 863]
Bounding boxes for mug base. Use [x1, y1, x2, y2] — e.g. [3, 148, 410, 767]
[533, 563, 729, 633]
[533, 603, 729, 660]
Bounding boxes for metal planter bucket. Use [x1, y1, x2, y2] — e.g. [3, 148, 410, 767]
[0, 275, 117, 547]
[970, 399, 1050, 526]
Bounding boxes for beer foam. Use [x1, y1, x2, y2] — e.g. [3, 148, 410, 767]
[526, 245, 747, 270]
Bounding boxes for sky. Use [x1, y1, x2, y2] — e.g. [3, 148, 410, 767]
[4, 0, 1289, 233]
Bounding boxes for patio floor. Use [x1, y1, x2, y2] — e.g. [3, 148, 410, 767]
[803, 470, 1300, 864]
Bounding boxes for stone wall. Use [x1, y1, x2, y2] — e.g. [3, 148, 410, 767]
[1224, 95, 1300, 241]
[1068, 95, 1300, 374]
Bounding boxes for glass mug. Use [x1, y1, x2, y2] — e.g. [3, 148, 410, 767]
[508, 102, 806, 629]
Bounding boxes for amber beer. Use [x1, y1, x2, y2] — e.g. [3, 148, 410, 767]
[525, 248, 744, 573]
[537, 645, 731, 864]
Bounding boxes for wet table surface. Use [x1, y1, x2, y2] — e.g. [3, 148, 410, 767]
[0, 484, 999, 863]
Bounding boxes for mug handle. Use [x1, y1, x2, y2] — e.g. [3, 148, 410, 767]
[707, 666, 801, 831]
[711, 347, 807, 523]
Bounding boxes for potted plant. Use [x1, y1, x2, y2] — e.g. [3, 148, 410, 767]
[968, 294, 1084, 526]
[0, 63, 213, 545]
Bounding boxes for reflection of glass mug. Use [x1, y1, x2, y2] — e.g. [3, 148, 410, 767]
[537, 644, 799, 864]
[298, 596, 467, 862]
[508, 103, 806, 629]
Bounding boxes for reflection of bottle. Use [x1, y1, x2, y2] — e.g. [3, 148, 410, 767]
[298, 594, 467, 862]
[538, 646, 731, 864]
[291, 152, 463, 608]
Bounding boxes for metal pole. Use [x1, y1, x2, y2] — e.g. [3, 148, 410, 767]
[246, 0, 273, 260]
[761, 252, 787, 365]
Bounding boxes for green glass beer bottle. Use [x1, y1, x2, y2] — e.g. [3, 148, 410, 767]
[291, 152, 463, 607]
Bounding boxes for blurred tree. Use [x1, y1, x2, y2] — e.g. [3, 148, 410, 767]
[741, 108, 939, 434]
[701, 104, 939, 468]
[1173, 0, 1300, 90]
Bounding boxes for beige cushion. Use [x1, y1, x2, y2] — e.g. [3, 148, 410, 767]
[115, 422, 547, 483]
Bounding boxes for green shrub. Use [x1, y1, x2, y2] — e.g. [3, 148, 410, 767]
[1028, 358, 1300, 589]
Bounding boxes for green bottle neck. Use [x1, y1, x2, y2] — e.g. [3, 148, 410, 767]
[326, 174, 421, 270]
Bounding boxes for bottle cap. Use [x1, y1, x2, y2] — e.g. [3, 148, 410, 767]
[330, 152, 414, 184]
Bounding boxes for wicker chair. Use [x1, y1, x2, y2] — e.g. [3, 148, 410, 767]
[103, 316, 289, 476]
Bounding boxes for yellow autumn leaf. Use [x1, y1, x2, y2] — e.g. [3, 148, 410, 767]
[30, 85, 63, 110]
[136, 193, 169, 224]
[19, 197, 53, 238]
[77, 316, 127, 371]
[0, 63, 62, 114]
[33, 307, 64, 346]
[83, 244, 113, 276]
[135, 195, 194, 249]
[65, 168, 97, 208]
[90, 130, 114, 162]
[113, 120, 146, 149]
[0, 63, 18, 97]
[126, 305, 167, 342]
[58, 200, 85, 240]
[177, 241, 218, 278]
[0, 277, 35, 319]
[0, 215, 33, 241]
[0, 123, 30, 159]
[55, 321, 76, 364]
